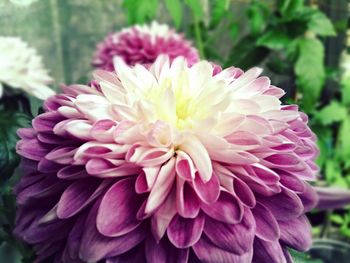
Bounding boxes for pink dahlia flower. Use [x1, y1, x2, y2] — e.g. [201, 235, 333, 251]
[15, 56, 319, 263]
[92, 21, 200, 71]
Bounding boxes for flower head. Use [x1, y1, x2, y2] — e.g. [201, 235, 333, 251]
[92, 21, 200, 70]
[0, 37, 54, 99]
[15, 56, 318, 262]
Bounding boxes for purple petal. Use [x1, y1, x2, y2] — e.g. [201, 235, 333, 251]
[38, 158, 63, 173]
[57, 178, 102, 219]
[57, 165, 88, 180]
[17, 128, 36, 140]
[106, 245, 146, 263]
[201, 191, 243, 224]
[167, 213, 204, 248]
[145, 158, 176, 214]
[259, 188, 303, 220]
[193, 172, 220, 204]
[233, 177, 256, 208]
[45, 146, 77, 164]
[33, 111, 65, 132]
[176, 179, 200, 218]
[16, 176, 68, 205]
[298, 182, 318, 212]
[65, 211, 88, 260]
[97, 178, 143, 237]
[86, 158, 141, 177]
[145, 237, 189, 263]
[252, 203, 280, 242]
[79, 200, 145, 262]
[279, 172, 305, 193]
[278, 215, 312, 251]
[193, 235, 253, 263]
[150, 188, 177, 242]
[203, 209, 255, 255]
[253, 238, 287, 263]
[17, 139, 50, 161]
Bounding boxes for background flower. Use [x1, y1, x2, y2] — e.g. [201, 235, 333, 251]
[15, 56, 318, 262]
[92, 21, 200, 71]
[0, 36, 55, 100]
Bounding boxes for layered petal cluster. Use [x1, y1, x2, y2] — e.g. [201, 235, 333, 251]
[15, 56, 319, 263]
[0, 37, 55, 99]
[92, 21, 199, 70]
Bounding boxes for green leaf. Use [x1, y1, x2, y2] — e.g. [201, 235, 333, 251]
[308, 10, 336, 36]
[266, 55, 293, 75]
[210, 0, 230, 28]
[295, 37, 325, 112]
[184, 0, 203, 20]
[314, 101, 347, 125]
[0, 111, 30, 187]
[122, 0, 159, 24]
[325, 159, 342, 184]
[230, 23, 239, 40]
[341, 77, 350, 106]
[246, 3, 265, 35]
[224, 36, 270, 69]
[331, 214, 344, 225]
[278, 0, 304, 17]
[289, 249, 323, 263]
[165, 0, 182, 29]
[313, 126, 332, 169]
[256, 30, 291, 50]
[338, 116, 350, 164]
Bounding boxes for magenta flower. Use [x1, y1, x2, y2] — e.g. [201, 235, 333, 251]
[15, 56, 319, 263]
[92, 21, 200, 71]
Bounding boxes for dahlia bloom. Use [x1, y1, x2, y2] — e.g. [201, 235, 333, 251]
[0, 37, 55, 100]
[92, 21, 199, 70]
[15, 56, 318, 263]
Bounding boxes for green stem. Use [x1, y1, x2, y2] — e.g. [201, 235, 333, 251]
[194, 16, 205, 59]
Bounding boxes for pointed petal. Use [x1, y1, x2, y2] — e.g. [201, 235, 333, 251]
[97, 178, 143, 237]
[252, 238, 287, 263]
[278, 215, 312, 251]
[201, 191, 243, 224]
[57, 178, 102, 219]
[193, 235, 253, 263]
[145, 237, 189, 263]
[203, 209, 255, 255]
[79, 201, 145, 262]
[145, 158, 176, 214]
[151, 188, 177, 242]
[167, 213, 205, 248]
[259, 188, 303, 220]
[252, 203, 280, 242]
[179, 137, 212, 182]
[193, 172, 220, 204]
[233, 177, 256, 208]
[176, 178, 200, 218]
[175, 151, 196, 181]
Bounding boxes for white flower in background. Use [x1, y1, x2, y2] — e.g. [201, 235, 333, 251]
[0, 36, 55, 99]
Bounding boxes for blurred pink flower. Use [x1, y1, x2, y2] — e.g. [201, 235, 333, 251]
[15, 56, 318, 262]
[92, 21, 200, 71]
